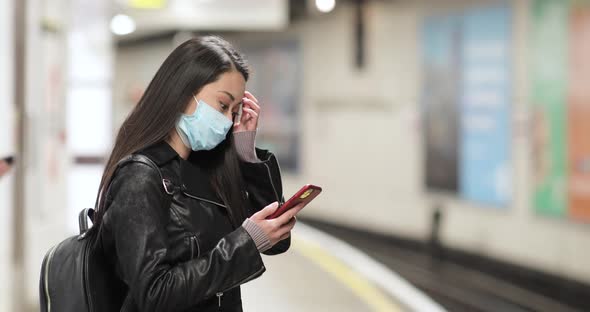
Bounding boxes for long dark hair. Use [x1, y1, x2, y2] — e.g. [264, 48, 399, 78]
[94, 36, 250, 227]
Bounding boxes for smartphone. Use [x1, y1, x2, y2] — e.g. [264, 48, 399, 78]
[266, 184, 322, 219]
[2, 156, 14, 165]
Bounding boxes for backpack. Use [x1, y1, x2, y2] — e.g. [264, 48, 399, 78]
[39, 154, 174, 312]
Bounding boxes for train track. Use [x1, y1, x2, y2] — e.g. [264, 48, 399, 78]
[305, 221, 584, 312]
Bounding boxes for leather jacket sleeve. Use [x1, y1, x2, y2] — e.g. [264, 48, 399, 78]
[102, 162, 265, 312]
[240, 148, 291, 255]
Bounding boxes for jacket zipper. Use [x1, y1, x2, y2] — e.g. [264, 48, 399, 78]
[214, 265, 265, 311]
[263, 162, 281, 204]
[220, 265, 265, 294]
[43, 244, 58, 312]
[190, 236, 200, 258]
[181, 191, 237, 227]
[182, 157, 274, 308]
[216, 292, 223, 310]
[181, 191, 226, 208]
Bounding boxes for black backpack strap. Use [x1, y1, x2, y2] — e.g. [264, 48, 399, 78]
[78, 208, 95, 236]
[128, 154, 178, 195]
[116, 154, 178, 194]
[80, 153, 177, 238]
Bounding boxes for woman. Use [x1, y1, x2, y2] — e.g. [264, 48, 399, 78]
[96, 36, 304, 312]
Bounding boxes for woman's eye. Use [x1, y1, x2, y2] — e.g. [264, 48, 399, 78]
[220, 103, 228, 111]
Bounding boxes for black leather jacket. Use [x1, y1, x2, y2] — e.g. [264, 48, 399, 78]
[99, 141, 289, 312]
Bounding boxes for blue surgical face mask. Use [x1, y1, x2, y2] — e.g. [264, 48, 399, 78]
[176, 95, 233, 151]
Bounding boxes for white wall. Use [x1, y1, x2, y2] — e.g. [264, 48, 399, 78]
[112, 0, 590, 284]
[282, 0, 590, 284]
[0, 0, 15, 309]
[21, 0, 71, 305]
[113, 37, 175, 131]
[15, 0, 115, 307]
[65, 0, 114, 236]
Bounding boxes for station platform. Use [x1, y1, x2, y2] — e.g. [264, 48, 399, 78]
[241, 223, 445, 312]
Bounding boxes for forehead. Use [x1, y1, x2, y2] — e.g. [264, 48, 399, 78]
[200, 70, 246, 100]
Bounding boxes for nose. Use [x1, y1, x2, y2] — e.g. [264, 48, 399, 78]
[224, 112, 236, 123]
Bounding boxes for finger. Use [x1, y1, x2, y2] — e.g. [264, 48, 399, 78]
[239, 110, 249, 123]
[278, 231, 291, 241]
[242, 108, 258, 119]
[276, 203, 304, 225]
[242, 105, 260, 120]
[289, 203, 306, 217]
[277, 220, 294, 238]
[291, 202, 306, 214]
[283, 217, 296, 230]
[252, 202, 279, 219]
[242, 98, 260, 114]
[239, 107, 254, 123]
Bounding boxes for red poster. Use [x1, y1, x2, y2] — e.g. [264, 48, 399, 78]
[568, 7, 590, 221]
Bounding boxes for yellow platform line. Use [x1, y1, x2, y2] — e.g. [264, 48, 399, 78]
[292, 237, 405, 312]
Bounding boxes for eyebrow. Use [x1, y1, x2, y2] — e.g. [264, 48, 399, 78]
[218, 90, 235, 102]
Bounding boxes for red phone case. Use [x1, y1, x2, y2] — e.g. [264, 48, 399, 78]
[266, 184, 322, 219]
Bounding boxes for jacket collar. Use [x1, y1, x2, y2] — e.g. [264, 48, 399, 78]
[180, 157, 226, 207]
[139, 141, 178, 167]
[140, 141, 226, 207]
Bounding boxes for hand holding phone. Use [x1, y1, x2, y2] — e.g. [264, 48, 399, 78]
[266, 184, 322, 219]
[249, 201, 301, 246]
[248, 185, 322, 247]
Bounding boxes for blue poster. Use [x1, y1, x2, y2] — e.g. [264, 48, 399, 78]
[421, 15, 461, 193]
[460, 5, 512, 206]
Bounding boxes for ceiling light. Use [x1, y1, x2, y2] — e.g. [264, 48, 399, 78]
[110, 14, 136, 36]
[316, 0, 336, 13]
